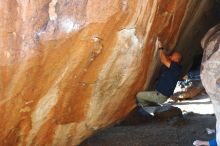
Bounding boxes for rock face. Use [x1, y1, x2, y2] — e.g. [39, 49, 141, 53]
[201, 24, 220, 146]
[0, 0, 214, 145]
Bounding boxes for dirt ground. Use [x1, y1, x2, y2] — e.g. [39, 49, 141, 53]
[80, 94, 216, 146]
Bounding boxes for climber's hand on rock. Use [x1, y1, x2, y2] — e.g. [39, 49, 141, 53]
[158, 40, 163, 49]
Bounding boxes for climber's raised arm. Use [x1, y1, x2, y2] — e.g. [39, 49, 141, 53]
[158, 41, 171, 68]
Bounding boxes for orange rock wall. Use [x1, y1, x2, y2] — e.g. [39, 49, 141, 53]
[0, 0, 211, 145]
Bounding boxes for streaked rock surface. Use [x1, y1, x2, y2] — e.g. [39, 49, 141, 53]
[0, 0, 213, 145]
[201, 23, 220, 146]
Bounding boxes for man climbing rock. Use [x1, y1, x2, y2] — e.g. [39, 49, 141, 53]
[137, 40, 182, 106]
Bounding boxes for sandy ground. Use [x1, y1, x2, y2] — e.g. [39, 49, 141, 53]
[80, 94, 216, 146]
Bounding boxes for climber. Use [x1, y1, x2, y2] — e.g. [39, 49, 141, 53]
[136, 40, 182, 106]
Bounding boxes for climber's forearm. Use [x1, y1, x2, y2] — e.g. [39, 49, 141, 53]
[159, 49, 171, 68]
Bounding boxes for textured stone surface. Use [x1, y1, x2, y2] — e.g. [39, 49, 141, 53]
[0, 0, 213, 145]
[201, 23, 220, 146]
[171, 80, 205, 101]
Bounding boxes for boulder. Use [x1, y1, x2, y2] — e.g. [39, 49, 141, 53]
[201, 23, 220, 146]
[0, 0, 215, 145]
[171, 80, 205, 101]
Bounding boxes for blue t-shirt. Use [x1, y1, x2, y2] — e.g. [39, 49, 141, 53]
[156, 62, 182, 96]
